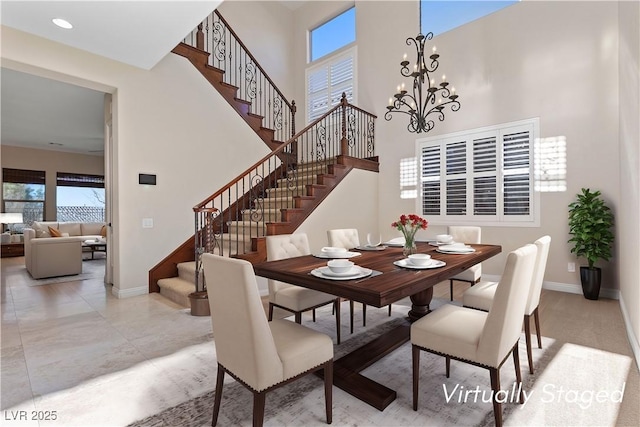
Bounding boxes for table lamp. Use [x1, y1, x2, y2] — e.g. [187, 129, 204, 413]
[0, 213, 24, 242]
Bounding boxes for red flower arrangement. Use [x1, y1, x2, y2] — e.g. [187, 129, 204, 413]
[391, 214, 428, 254]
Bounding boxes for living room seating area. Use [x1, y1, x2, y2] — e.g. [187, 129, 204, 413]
[23, 221, 106, 279]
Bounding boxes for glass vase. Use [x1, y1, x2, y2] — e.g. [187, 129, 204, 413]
[403, 235, 417, 256]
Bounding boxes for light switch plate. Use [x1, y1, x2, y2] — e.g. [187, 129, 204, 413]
[142, 218, 153, 228]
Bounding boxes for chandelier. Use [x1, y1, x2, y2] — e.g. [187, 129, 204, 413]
[384, 4, 460, 133]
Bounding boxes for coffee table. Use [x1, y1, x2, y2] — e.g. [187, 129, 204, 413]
[82, 239, 106, 260]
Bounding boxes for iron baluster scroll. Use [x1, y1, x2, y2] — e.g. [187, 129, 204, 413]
[385, 30, 460, 133]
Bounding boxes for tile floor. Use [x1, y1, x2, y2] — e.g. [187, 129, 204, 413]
[1, 256, 214, 426]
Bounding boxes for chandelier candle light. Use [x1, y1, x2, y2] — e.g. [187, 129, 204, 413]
[384, 3, 460, 133]
[392, 214, 428, 256]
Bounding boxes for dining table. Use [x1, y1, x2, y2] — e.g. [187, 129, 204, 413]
[253, 241, 502, 411]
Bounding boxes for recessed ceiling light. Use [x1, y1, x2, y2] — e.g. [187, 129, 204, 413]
[52, 18, 73, 29]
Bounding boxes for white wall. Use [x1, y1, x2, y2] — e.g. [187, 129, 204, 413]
[217, 0, 295, 98]
[293, 1, 622, 291]
[1, 26, 270, 297]
[617, 0, 640, 363]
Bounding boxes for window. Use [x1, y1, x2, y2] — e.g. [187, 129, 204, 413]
[2, 168, 46, 231]
[56, 172, 105, 222]
[421, 1, 518, 36]
[306, 47, 356, 123]
[310, 7, 355, 62]
[417, 118, 539, 226]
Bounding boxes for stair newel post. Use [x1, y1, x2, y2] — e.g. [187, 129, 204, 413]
[196, 23, 205, 51]
[340, 93, 348, 157]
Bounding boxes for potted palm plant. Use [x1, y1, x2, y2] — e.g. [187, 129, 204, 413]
[568, 188, 615, 300]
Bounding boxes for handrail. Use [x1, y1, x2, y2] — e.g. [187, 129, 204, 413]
[194, 94, 374, 210]
[212, 11, 293, 113]
[192, 94, 377, 291]
[183, 9, 297, 141]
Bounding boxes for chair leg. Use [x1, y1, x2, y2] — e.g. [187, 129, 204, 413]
[534, 306, 542, 348]
[449, 280, 454, 301]
[388, 304, 392, 316]
[445, 356, 451, 378]
[324, 361, 333, 424]
[313, 309, 316, 322]
[268, 303, 274, 321]
[489, 368, 503, 427]
[334, 299, 341, 345]
[412, 345, 420, 411]
[512, 345, 524, 404]
[524, 314, 534, 374]
[295, 312, 302, 324]
[362, 303, 367, 327]
[212, 364, 225, 427]
[349, 300, 354, 334]
[252, 391, 266, 427]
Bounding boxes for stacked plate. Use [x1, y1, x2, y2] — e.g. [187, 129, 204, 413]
[393, 259, 446, 269]
[311, 266, 373, 280]
[436, 243, 476, 254]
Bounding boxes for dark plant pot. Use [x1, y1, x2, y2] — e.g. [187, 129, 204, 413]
[188, 291, 210, 316]
[580, 266, 601, 300]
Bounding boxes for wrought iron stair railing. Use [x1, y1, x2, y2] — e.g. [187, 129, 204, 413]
[182, 9, 296, 143]
[193, 94, 376, 292]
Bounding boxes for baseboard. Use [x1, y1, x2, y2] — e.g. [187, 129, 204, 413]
[619, 292, 640, 370]
[542, 280, 619, 300]
[112, 285, 148, 299]
[482, 274, 620, 300]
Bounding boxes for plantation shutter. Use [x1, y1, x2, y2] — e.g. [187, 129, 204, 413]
[420, 145, 441, 216]
[502, 129, 531, 217]
[307, 48, 355, 122]
[472, 135, 497, 216]
[445, 141, 466, 215]
[417, 119, 537, 225]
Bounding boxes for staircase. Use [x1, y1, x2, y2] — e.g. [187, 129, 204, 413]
[156, 158, 346, 306]
[149, 9, 378, 309]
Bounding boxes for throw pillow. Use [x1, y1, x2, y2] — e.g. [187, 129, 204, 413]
[48, 226, 62, 237]
[100, 225, 107, 238]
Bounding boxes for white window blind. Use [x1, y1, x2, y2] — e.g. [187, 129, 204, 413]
[306, 48, 356, 123]
[417, 118, 539, 226]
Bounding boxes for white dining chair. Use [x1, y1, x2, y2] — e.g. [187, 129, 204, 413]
[411, 244, 537, 427]
[202, 253, 333, 427]
[463, 235, 551, 373]
[327, 228, 392, 334]
[266, 233, 342, 344]
[447, 226, 482, 300]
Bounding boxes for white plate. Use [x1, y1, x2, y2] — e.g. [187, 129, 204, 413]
[311, 266, 373, 280]
[436, 246, 476, 254]
[393, 259, 446, 269]
[429, 241, 457, 246]
[355, 245, 387, 251]
[313, 251, 362, 259]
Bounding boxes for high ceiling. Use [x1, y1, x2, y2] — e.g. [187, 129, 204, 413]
[1, 0, 222, 155]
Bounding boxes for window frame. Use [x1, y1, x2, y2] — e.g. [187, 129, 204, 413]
[415, 118, 540, 227]
[305, 45, 357, 124]
[309, 6, 356, 63]
[2, 168, 46, 227]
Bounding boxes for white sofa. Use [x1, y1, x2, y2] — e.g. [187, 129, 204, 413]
[23, 221, 105, 279]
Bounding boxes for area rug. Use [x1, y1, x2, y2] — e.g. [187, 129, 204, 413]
[28, 256, 105, 286]
[127, 299, 632, 427]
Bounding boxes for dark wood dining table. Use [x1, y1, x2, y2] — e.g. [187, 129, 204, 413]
[253, 242, 502, 411]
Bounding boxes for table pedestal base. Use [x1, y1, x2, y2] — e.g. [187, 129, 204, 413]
[316, 288, 434, 411]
